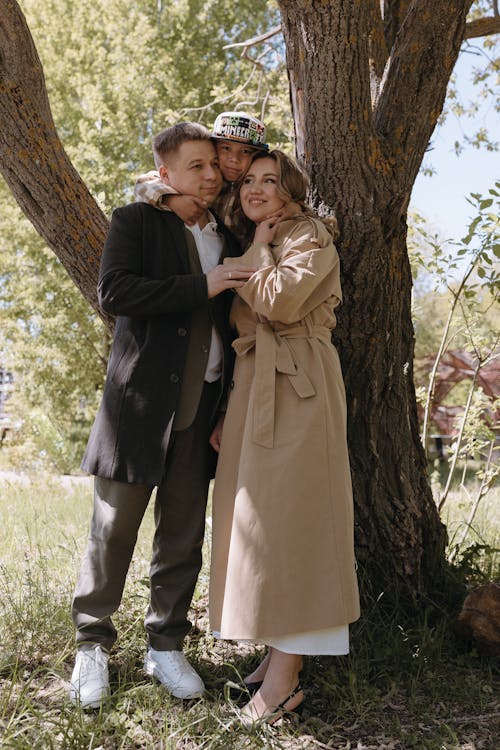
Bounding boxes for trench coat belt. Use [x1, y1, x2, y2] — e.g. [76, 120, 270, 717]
[232, 322, 333, 449]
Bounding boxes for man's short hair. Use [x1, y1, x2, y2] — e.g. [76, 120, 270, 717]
[153, 122, 212, 167]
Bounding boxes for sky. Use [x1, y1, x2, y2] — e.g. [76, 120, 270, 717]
[410, 44, 499, 242]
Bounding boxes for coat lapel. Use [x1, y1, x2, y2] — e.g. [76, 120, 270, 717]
[211, 211, 241, 259]
[163, 214, 191, 274]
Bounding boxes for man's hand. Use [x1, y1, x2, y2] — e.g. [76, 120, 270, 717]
[209, 413, 225, 453]
[166, 195, 208, 225]
[206, 265, 255, 298]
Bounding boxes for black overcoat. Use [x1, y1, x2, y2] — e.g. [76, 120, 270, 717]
[81, 202, 241, 486]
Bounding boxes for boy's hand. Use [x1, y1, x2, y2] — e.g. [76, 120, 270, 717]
[166, 194, 208, 225]
[206, 265, 255, 298]
[282, 201, 302, 219]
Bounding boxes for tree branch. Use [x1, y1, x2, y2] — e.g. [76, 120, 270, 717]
[368, 0, 389, 87]
[383, 0, 412, 51]
[222, 25, 282, 50]
[375, 0, 473, 208]
[0, 0, 108, 317]
[464, 15, 500, 38]
[448, 440, 496, 563]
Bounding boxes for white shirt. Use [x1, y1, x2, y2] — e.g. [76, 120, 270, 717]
[184, 214, 224, 382]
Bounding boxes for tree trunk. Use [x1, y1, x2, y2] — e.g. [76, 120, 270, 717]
[0, 0, 488, 605]
[277, 0, 473, 601]
[0, 0, 108, 315]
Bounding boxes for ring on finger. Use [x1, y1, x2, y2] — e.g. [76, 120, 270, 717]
[227, 272, 232, 280]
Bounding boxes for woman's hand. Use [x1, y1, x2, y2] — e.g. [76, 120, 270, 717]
[254, 216, 280, 245]
[262, 202, 301, 229]
[209, 413, 225, 453]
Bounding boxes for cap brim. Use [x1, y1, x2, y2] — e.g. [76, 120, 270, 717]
[211, 135, 269, 151]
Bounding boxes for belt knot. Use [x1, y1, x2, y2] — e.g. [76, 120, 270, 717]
[232, 322, 331, 448]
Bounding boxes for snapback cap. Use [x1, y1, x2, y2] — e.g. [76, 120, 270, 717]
[211, 111, 269, 151]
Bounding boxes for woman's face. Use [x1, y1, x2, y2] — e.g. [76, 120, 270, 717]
[239, 157, 287, 223]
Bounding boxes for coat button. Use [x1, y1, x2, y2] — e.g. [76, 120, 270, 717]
[202, 345, 209, 353]
[177, 327, 187, 336]
[169, 373, 179, 383]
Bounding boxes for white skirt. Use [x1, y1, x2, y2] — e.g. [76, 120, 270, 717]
[214, 624, 349, 655]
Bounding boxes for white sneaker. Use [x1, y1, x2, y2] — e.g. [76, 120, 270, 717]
[69, 644, 109, 709]
[144, 648, 205, 699]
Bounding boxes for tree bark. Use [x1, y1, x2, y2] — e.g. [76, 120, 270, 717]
[0, 0, 108, 315]
[277, 0, 473, 601]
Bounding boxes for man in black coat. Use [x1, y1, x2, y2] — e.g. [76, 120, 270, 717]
[70, 122, 253, 709]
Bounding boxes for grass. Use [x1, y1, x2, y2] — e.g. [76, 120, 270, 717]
[0, 473, 498, 749]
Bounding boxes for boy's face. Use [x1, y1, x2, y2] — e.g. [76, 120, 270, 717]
[159, 140, 222, 203]
[215, 140, 257, 183]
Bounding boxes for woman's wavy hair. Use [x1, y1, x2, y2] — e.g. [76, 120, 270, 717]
[242, 149, 339, 239]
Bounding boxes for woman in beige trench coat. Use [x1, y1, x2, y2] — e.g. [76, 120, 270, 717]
[209, 150, 360, 724]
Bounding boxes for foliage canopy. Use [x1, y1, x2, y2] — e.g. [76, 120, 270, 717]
[0, 0, 284, 469]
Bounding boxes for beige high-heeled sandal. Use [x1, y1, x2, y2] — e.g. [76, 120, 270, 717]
[238, 683, 304, 726]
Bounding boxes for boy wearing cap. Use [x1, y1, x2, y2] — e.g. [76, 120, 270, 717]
[69, 122, 254, 709]
[134, 112, 271, 244]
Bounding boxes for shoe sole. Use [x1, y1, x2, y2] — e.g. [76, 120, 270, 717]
[69, 688, 108, 710]
[143, 655, 204, 700]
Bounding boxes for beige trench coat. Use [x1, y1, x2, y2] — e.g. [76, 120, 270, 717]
[209, 216, 360, 640]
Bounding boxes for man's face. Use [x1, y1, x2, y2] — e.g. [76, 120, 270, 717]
[159, 140, 222, 204]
